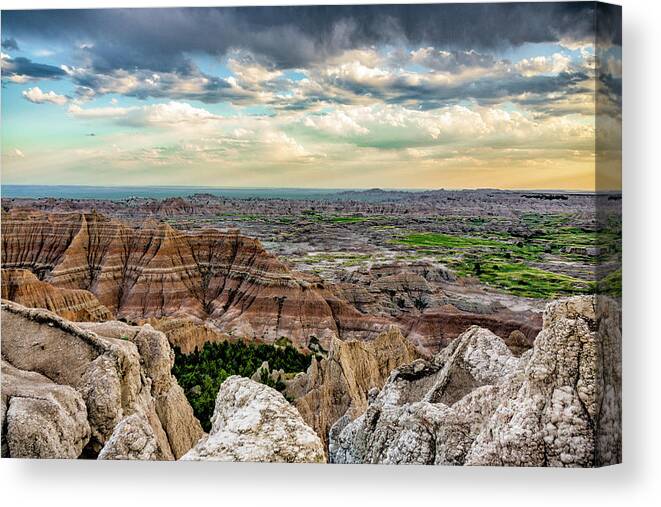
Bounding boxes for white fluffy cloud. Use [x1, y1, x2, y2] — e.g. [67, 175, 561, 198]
[299, 103, 593, 150]
[515, 53, 571, 77]
[124, 101, 222, 126]
[68, 101, 223, 127]
[227, 52, 283, 86]
[22, 86, 68, 105]
[303, 110, 369, 136]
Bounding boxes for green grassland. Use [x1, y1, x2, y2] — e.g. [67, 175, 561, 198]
[394, 213, 621, 299]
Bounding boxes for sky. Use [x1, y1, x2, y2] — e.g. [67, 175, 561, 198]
[1, 3, 622, 190]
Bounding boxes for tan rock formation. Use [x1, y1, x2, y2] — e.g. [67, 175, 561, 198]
[146, 317, 231, 354]
[1, 268, 112, 321]
[181, 376, 325, 463]
[402, 305, 541, 354]
[0, 300, 203, 459]
[330, 296, 622, 467]
[287, 327, 422, 448]
[1, 210, 388, 350]
[1, 360, 91, 459]
[76, 319, 205, 458]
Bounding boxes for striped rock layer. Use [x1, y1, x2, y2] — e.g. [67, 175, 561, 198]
[1, 210, 385, 350]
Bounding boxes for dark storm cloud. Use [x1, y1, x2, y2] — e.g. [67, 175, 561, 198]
[311, 69, 591, 111]
[1, 3, 615, 74]
[2, 37, 19, 50]
[404, 71, 591, 104]
[597, 2, 622, 47]
[1, 55, 67, 80]
[66, 66, 253, 104]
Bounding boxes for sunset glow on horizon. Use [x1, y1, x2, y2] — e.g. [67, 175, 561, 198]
[1, 4, 621, 190]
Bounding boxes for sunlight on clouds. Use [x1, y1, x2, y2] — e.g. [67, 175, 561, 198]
[0, 5, 621, 190]
[22, 86, 68, 105]
[515, 53, 571, 77]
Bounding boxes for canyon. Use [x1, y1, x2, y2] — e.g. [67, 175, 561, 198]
[1, 207, 542, 354]
[2, 294, 621, 466]
[0, 190, 621, 465]
[1, 209, 388, 351]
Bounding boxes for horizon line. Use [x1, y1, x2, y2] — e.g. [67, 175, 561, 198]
[0, 183, 619, 194]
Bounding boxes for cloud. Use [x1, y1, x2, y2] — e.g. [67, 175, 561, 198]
[49, 45, 595, 112]
[68, 103, 133, 120]
[227, 51, 283, 86]
[298, 103, 594, 152]
[1, 4, 617, 74]
[260, 131, 315, 160]
[409, 48, 498, 72]
[515, 53, 571, 77]
[303, 110, 369, 136]
[1, 6, 619, 112]
[33, 49, 55, 57]
[68, 100, 224, 127]
[123, 101, 223, 127]
[22, 86, 68, 105]
[285, 47, 591, 113]
[2, 38, 19, 50]
[1, 54, 66, 81]
[62, 65, 258, 104]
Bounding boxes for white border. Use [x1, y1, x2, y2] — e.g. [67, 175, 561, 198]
[1, 1, 659, 506]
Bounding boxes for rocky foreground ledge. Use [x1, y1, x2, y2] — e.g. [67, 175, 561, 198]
[0, 300, 325, 462]
[181, 376, 325, 463]
[329, 295, 621, 467]
[1, 295, 621, 466]
[1, 300, 203, 459]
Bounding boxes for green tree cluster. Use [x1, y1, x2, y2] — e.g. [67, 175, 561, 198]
[172, 340, 312, 431]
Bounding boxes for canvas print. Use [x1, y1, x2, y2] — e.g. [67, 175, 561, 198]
[0, 2, 621, 466]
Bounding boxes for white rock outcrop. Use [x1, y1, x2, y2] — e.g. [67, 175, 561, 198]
[330, 296, 621, 467]
[182, 376, 325, 463]
[1, 300, 203, 460]
[97, 413, 159, 460]
[466, 296, 622, 466]
[1, 360, 91, 459]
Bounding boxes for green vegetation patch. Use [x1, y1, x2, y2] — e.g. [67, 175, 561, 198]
[390, 212, 621, 299]
[597, 268, 622, 297]
[395, 232, 502, 249]
[172, 340, 311, 431]
[472, 259, 594, 299]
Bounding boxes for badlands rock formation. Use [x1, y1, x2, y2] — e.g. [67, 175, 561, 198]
[329, 296, 621, 467]
[1, 210, 540, 357]
[181, 376, 325, 463]
[146, 317, 231, 354]
[402, 305, 541, 355]
[1, 268, 112, 322]
[286, 327, 422, 449]
[1, 360, 90, 459]
[1, 210, 387, 351]
[1, 300, 203, 459]
[338, 261, 542, 355]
